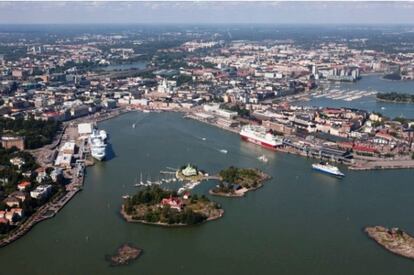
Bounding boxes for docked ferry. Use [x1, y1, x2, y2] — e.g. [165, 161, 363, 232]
[240, 125, 283, 149]
[312, 162, 345, 177]
[89, 129, 107, 161]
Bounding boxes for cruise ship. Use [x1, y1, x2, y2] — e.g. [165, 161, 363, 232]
[312, 162, 345, 177]
[240, 125, 283, 149]
[89, 129, 107, 161]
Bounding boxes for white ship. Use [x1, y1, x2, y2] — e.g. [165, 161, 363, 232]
[312, 162, 345, 177]
[240, 125, 283, 149]
[89, 129, 107, 161]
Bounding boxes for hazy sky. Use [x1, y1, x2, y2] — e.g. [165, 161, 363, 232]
[1, 1, 414, 24]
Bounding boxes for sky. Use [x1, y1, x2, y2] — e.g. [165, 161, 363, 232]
[0, 1, 414, 25]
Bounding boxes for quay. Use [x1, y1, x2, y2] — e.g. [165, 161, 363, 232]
[182, 109, 414, 171]
[184, 110, 354, 165]
[183, 113, 240, 134]
[349, 159, 414, 171]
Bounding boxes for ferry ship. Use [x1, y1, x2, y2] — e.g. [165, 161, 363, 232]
[240, 125, 283, 149]
[89, 129, 107, 161]
[312, 162, 345, 177]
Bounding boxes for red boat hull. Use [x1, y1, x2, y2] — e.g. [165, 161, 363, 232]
[240, 135, 277, 150]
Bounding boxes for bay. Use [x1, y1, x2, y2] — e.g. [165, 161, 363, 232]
[0, 112, 414, 274]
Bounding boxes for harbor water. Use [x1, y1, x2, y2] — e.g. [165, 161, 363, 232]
[0, 112, 414, 274]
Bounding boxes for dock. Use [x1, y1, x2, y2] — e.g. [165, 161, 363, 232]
[350, 159, 414, 171]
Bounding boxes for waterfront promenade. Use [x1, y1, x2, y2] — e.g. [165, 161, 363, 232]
[0, 186, 82, 248]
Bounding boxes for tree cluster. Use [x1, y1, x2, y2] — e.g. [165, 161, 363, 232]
[0, 117, 61, 149]
[377, 92, 414, 103]
[140, 206, 206, 225]
[219, 167, 260, 188]
[127, 186, 175, 206]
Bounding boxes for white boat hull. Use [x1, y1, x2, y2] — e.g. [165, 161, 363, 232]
[312, 164, 345, 177]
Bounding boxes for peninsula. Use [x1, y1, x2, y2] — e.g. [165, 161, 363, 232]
[365, 226, 414, 260]
[210, 167, 270, 197]
[121, 186, 223, 226]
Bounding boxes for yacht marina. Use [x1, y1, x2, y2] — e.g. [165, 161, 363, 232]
[297, 75, 414, 118]
[310, 89, 377, 102]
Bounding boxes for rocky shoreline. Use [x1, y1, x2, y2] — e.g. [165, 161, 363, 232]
[376, 98, 414, 104]
[365, 226, 414, 260]
[106, 243, 142, 266]
[209, 182, 265, 197]
[120, 206, 224, 227]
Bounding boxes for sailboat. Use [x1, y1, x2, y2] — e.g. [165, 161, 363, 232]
[134, 172, 144, 187]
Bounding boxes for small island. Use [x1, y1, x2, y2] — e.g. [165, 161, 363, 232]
[365, 226, 414, 260]
[209, 167, 270, 197]
[176, 163, 205, 182]
[121, 186, 223, 226]
[106, 243, 142, 266]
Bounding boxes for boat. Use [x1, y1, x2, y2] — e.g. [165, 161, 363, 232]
[139, 172, 144, 185]
[177, 187, 186, 195]
[220, 149, 228, 154]
[258, 155, 268, 163]
[132, 123, 136, 128]
[122, 195, 130, 199]
[240, 125, 283, 149]
[89, 128, 107, 161]
[312, 162, 345, 177]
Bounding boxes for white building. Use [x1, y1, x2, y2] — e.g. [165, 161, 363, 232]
[181, 164, 198, 177]
[55, 154, 73, 168]
[9, 157, 25, 169]
[30, 185, 52, 200]
[60, 141, 76, 154]
[203, 103, 220, 112]
[78, 123, 93, 135]
[203, 104, 238, 119]
[215, 109, 238, 119]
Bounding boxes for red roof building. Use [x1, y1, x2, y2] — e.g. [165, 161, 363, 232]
[17, 181, 31, 191]
[161, 196, 184, 211]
